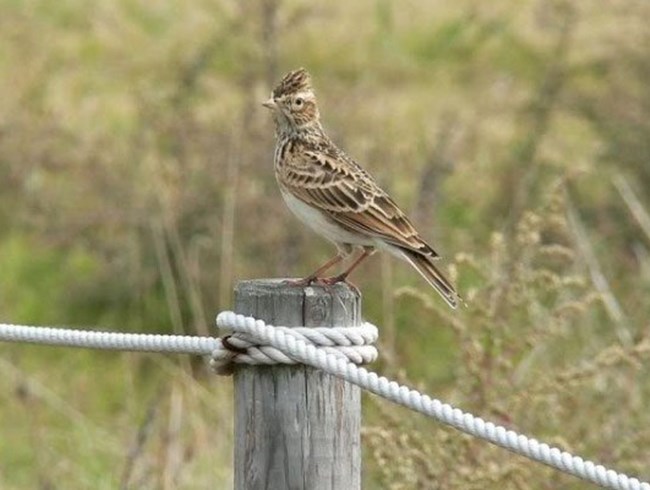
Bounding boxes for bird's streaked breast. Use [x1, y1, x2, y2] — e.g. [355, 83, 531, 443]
[280, 190, 373, 246]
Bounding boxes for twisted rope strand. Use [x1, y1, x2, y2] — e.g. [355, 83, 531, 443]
[0, 323, 219, 354]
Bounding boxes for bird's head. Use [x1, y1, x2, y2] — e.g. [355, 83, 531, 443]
[263, 68, 321, 133]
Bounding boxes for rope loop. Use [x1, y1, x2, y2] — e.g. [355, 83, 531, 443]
[210, 311, 378, 375]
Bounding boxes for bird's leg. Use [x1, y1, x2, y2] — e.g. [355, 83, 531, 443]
[284, 252, 344, 287]
[321, 247, 376, 288]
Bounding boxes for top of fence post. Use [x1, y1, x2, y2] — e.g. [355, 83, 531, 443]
[233, 278, 361, 490]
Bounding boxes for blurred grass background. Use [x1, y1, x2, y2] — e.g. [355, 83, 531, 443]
[1, 0, 650, 488]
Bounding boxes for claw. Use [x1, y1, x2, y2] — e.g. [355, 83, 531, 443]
[283, 275, 359, 295]
[319, 274, 346, 285]
[318, 275, 360, 295]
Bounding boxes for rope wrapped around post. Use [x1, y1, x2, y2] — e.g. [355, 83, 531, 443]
[211, 319, 378, 375]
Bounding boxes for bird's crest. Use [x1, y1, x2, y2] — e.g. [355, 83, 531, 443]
[273, 68, 313, 98]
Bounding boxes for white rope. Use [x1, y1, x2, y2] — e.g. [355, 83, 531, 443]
[0, 323, 219, 354]
[1, 317, 648, 489]
[0, 321, 378, 370]
[211, 322, 378, 374]
[214, 311, 650, 490]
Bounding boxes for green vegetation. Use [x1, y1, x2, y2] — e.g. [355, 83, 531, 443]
[1, 0, 649, 488]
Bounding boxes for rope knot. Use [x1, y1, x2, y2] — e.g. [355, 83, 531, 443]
[210, 311, 378, 375]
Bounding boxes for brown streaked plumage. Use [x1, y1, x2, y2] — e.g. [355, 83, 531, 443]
[263, 68, 460, 308]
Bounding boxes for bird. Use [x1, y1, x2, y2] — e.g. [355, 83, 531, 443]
[262, 68, 460, 309]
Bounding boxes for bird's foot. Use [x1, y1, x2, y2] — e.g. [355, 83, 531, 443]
[318, 274, 346, 286]
[318, 274, 360, 295]
[283, 277, 316, 287]
[283, 275, 360, 295]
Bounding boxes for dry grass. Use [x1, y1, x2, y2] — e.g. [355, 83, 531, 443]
[1, 0, 650, 488]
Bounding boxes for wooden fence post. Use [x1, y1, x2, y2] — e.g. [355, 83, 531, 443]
[233, 279, 361, 490]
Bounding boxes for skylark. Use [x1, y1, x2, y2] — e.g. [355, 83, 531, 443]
[263, 68, 459, 309]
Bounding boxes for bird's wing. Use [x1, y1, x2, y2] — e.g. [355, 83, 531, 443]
[280, 145, 439, 257]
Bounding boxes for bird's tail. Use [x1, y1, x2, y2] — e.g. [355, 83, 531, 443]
[401, 249, 460, 309]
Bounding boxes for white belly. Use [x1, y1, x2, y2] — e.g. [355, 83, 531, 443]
[281, 190, 374, 246]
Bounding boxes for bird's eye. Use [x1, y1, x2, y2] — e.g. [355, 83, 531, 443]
[294, 97, 304, 107]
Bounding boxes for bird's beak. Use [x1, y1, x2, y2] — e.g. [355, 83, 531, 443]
[262, 98, 276, 109]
